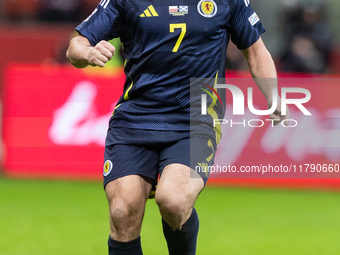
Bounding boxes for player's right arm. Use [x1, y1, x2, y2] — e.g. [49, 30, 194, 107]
[66, 34, 116, 68]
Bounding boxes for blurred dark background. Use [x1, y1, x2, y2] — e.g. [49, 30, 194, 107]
[0, 0, 339, 73]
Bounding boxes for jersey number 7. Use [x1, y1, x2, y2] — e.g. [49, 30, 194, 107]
[169, 23, 187, 52]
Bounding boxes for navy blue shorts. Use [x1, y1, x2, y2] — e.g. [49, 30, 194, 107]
[103, 127, 217, 188]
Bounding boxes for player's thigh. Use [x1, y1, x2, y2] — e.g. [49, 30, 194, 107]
[103, 142, 158, 218]
[105, 175, 153, 240]
[103, 142, 159, 208]
[156, 130, 216, 200]
[155, 131, 216, 218]
[105, 175, 153, 230]
[156, 163, 204, 207]
[105, 174, 153, 209]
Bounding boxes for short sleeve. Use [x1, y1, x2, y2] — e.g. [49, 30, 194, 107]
[75, 0, 125, 46]
[229, 0, 265, 50]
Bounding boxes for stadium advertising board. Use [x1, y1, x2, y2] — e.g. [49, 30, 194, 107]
[3, 65, 340, 188]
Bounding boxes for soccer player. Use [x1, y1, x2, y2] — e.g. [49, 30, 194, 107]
[66, 0, 288, 254]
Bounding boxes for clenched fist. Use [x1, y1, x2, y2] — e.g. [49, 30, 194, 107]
[85, 40, 116, 67]
[66, 35, 116, 68]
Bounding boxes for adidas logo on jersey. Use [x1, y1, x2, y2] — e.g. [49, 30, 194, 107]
[140, 5, 159, 17]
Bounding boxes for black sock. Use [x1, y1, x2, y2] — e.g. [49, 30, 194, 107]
[108, 236, 143, 255]
[162, 208, 199, 255]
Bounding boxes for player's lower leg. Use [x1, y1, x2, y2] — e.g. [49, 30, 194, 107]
[108, 236, 143, 255]
[155, 164, 204, 254]
[162, 208, 199, 255]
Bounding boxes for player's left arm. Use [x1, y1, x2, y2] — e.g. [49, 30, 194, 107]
[242, 37, 289, 126]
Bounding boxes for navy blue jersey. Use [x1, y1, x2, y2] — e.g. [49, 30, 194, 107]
[76, 0, 265, 133]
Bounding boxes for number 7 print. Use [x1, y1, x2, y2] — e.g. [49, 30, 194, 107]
[169, 23, 187, 52]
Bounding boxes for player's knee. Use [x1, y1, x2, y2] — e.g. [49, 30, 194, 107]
[109, 199, 140, 226]
[155, 192, 188, 219]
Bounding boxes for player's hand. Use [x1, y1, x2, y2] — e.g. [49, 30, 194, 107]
[268, 97, 289, 126]
[85, 40, 116, 67]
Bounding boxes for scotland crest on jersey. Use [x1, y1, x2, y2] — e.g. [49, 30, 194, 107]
[197, 0, 217, 18]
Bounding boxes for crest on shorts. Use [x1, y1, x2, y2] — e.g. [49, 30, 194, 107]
[103, 160, 113, 176]
[197, 0, 217, 18]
